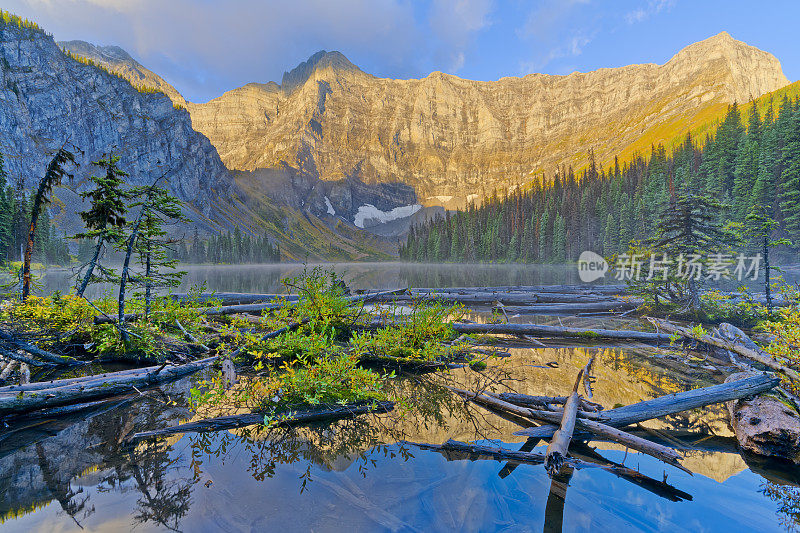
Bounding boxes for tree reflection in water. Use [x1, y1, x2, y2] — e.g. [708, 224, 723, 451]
[762, 481, 800, 532]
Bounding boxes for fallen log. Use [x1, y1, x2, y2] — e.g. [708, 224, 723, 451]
[383, 292, 630, 305]
[647, 317, 800, 382]
[449, 386, 603, 422]
[450, 322, 672, 344]
[526, 408, 690, 473]
[199, 288, 407, 316]
[171, 292, 299, 305]
[0, 330, 85, 366]
[486, 392, 603, 412]
[0, 356, 216, 416]
[0, 347, 54, 368]
[407, 284, 627, 295]
[545, 357, 592, 476]
[515, 373, 780, 438]
[127, 400, 395, 442]
[494, 301, 637, 315]
[93, 313, 139, 325]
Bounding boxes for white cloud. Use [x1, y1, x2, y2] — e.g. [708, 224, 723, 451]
[429, 0, 494, 73]
[624, 0, 676, 24]
[517, 0, 595, 74]
[6, 0, 422, 101]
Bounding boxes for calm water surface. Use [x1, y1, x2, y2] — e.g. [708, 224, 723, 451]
[2, 263, 799, 532]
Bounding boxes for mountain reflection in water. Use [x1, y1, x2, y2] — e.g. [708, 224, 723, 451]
[2, 342, 800, 532]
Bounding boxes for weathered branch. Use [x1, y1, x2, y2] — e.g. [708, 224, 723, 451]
[647, 317, 800, 382]
[0, 356, 216, 416]
[515, 373, 780, 438]
[450, 322, 672, 343]
[0, 330, 85, 366]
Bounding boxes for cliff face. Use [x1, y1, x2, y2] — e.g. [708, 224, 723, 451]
[187, 32, 789, 208]
[0, 24, 229, 214]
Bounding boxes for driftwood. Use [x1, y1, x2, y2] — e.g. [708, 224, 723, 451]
[545, 357, 592, 475]
[648, 317, 800, 382]
[526, 408, 690, 473]
[450, 386, 603, 422]
[0, 330, 84, 366]
[450, 322, 672, 344]
[199, 288, 407, 316]
[0, 356, 216, 416]
[486, 391, 603, 412]
[515, 373, 780, 438]
[495, 301, 636, 315]
[127, 401, 395, 442]
[171, 292, 299, 305]
[0, 347, 54, 368]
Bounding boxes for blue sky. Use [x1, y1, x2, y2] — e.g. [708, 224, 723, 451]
[5, 1, 799, 103]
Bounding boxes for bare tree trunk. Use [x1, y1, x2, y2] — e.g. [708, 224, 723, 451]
[118, 220, 143, 343]
[21, 210, 40, 300]
[76, 238, 103, 297]
[144, 249, 152, 319]
[764, 236, 772, 311]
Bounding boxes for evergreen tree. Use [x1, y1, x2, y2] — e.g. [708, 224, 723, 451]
[22, 146, 76, 299]
[74, 155, 129, 297]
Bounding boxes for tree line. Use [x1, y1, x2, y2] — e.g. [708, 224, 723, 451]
[176, 227, 280, 264]
[0, 153, 70, 266]
[401, 97, 800, 263]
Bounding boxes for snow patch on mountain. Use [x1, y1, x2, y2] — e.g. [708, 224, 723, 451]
[324, 196, 336, 215]
[353, 203, 422, 228]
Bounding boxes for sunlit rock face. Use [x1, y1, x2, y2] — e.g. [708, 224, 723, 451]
[0, 26, 230, 216]
[184, 32, 788, 208]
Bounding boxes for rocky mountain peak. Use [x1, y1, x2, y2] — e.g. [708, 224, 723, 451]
[58, 39, 186, 105]
[0, 23, 230, 220]
[281, 50, 361, 93]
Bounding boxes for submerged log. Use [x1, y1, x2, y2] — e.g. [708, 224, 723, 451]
[545, 357, 592, 475]
[127, 400, 395, 442]
[647, 317, 800, 382]
[569, 444, 693, 502]
[450, 322, 671, 344]
[0, 356, 216, 416]
[515, 373, 780, 439]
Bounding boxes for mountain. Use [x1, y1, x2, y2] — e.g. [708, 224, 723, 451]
[0, 20, 227, 217]
[57, 39, 186, 105]
[184, 33, 789, 211]
[3, 21, 393, 261]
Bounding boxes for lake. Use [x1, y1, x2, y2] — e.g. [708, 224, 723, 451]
[2, 263, 799, 532]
